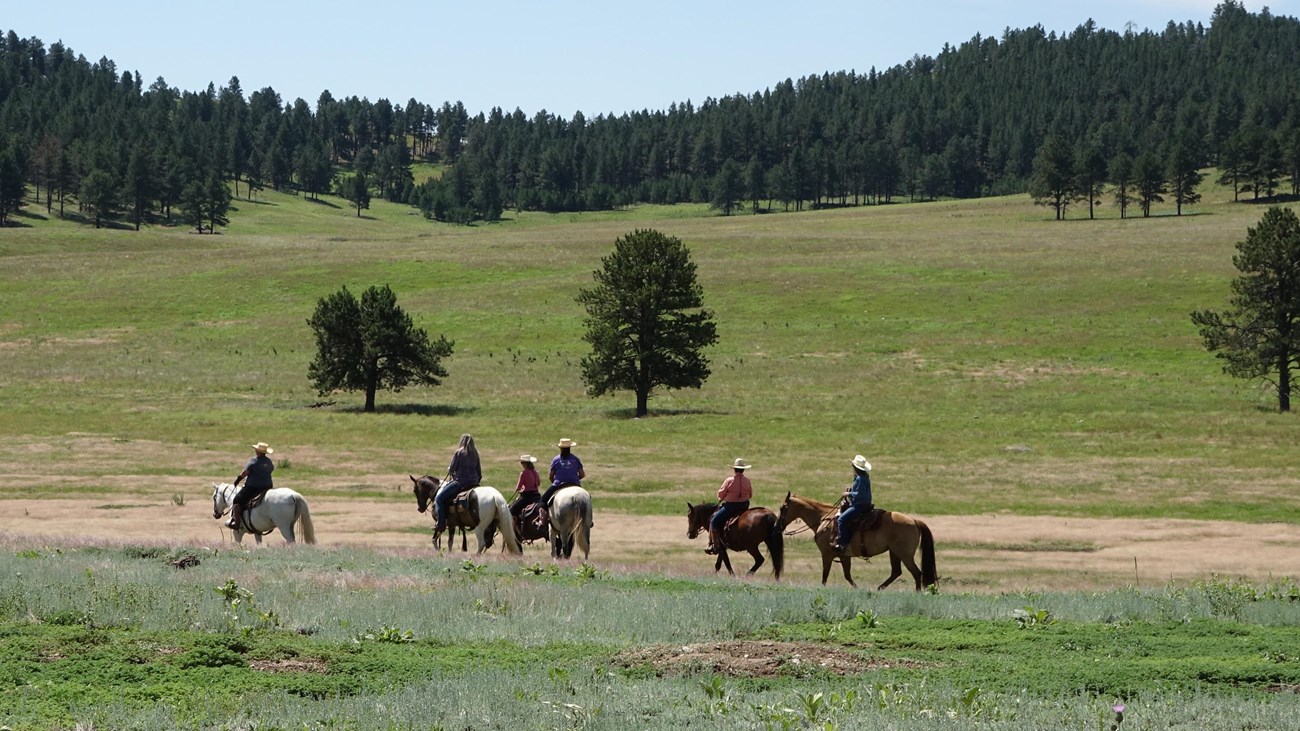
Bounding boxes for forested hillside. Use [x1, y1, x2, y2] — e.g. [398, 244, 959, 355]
[1, 0, 1298, 228]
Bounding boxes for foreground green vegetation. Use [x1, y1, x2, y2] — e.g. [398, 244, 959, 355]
[2, 543, 1299, 729]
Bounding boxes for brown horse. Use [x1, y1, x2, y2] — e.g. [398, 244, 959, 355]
[777, 492, 937, 590]
[686, 502, 784, 579]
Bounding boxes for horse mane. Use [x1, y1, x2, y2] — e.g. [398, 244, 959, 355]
[789, 494, 837, 512]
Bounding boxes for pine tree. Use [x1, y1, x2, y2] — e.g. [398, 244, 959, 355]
[577, 229, 719, 417]
[1192, 207, 1300, 411]
[307, 284, 454, 412]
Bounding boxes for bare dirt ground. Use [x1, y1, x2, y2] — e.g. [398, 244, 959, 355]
[3, 491, 1300, 592]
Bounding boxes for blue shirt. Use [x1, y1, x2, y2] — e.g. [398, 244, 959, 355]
[550, 453, 583, 487]
[243, 454, 274, 490]
[847, 472, 872, 506]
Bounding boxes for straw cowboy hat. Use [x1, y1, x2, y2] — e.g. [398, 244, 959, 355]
[557, 438, 578, 449]
[252, 442, 274, 455]
[851, 454, 872, 472]
[730, 458, 752, 470]
[519, 454, 538, 464]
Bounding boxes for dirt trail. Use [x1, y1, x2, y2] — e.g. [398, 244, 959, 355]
[3, 496, 1298, 592]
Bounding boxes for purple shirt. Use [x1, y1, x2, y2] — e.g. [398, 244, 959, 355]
[550, 453, 583, 487]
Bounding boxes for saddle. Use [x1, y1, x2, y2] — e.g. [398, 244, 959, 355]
[446, 488, 480, 528]
[834, 506, 883, 545]
[515, 502, 550, 543]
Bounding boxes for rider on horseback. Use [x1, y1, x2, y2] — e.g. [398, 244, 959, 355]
[539, 438, 584, 508]
[706, 458, 752, 555]
[509, 454, 541, 517]
[434, 434, 481, 535]
[833, 454, 873, 553]
[226, 442, 274, 529]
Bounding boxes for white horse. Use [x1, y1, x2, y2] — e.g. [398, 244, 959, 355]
[211, 482, 317, 545]
[549, 486, 593, 560]
[410, 475, 522, 556]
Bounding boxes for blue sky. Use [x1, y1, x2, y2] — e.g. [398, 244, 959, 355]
[5, 1, 1295, 118]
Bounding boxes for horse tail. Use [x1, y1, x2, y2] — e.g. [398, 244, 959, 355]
[493, 492, 522, 555]
[575, 498, 591, 559]
[767, 513, 784, 580]
[295, 495, 317, 545]
[917, 520, 937, 589]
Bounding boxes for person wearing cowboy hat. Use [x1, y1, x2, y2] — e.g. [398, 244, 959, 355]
[834, 455, 874, 553]
[227, 442, 275, 529]
[539, 437, 585, 508]
[706, 458, 753, 555]
[508, 454, 542, 518]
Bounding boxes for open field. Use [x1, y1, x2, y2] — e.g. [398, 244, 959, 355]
[4, 184, 1300, 727]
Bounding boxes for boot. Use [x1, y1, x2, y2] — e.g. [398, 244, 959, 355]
[225, 504, 242, 529]
[704, 529, 720, 554]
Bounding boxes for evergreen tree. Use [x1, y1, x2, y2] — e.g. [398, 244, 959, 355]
[1166, 140, 1204, 216]
[0, 145, 26, 225]
[1028, 135, 1077, 220]
[338, 172, 370, 217]
[180, 177, 209, 232]
[306, 284, 454, 413]
[1133, 151, 1166, 218]
[206, 174, 232, 232]
[1192, 207, 1300, 412]
[124, 145, 155, 231]
[1108, 152, 1134, 220]
[710, 158, 743, 215]
[79, 168, 119, 228]
[745, 156, 765, 213]
[1074, 143, 1108, 220]
[577, 229, 719, 417]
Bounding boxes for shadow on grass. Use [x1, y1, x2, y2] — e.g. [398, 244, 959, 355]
[336, 402, 476, 417]
[600, 406, 731, 419]
[305, 197, 342, 210]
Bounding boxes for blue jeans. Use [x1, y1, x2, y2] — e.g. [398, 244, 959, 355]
[435, 480, 469, 530]
[837, 503, 870, 545]
[711, 500, 749, 532]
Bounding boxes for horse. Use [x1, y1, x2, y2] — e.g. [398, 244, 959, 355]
[548, 486, 592, 560]
[777, 492, 937, 590]
[410, 475, 522, 556]
[686, 502, 784, 579]
[211, 482, 317, 546]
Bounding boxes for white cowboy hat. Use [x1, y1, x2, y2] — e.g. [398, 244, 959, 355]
[557, 438, 578, 448]
[252, 442, 274, 455]
[519, 454, 538, 464]
[851, 455, 872, 472]
[730, 458, 752, 470]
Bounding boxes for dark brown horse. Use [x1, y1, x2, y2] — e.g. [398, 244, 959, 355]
[778, 492, 937, 590]
[686, 502, 784, 579]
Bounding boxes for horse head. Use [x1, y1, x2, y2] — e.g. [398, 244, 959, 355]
[411, 475, 439, 513]
[211, 482, 229, 520]
[686, 502, 703, 539]
[776, 491, 793, 530]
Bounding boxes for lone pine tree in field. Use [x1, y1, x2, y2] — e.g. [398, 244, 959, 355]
[1192, 207, 1300, 412]
[578, 228, 718, 418]
[307, 284, 454, 412]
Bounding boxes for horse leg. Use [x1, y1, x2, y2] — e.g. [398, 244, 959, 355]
[840, 557, 857, 587]
[718, 550, 734, 576]
[461, 528, 468, 552]
[878, 554, 904, 591]
[713, 553, 725, 574]
[898, 551, 925, 591]
[746, 547, 764, 576]
[820, 552, 834, 585]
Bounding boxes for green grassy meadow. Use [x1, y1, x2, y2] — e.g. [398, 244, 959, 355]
[5, 182, 1300, 728]
[2, 182, 1298, 521]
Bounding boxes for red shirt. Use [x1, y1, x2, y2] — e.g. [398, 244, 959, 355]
[717, 473, 752, 502]
[516, 468, 540, 493]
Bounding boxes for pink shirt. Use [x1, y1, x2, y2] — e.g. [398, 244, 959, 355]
[516, 469, 540, 493]
[717, 473, 752, 502]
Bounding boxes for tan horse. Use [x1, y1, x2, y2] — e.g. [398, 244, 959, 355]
[777, 492, 937, 590]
